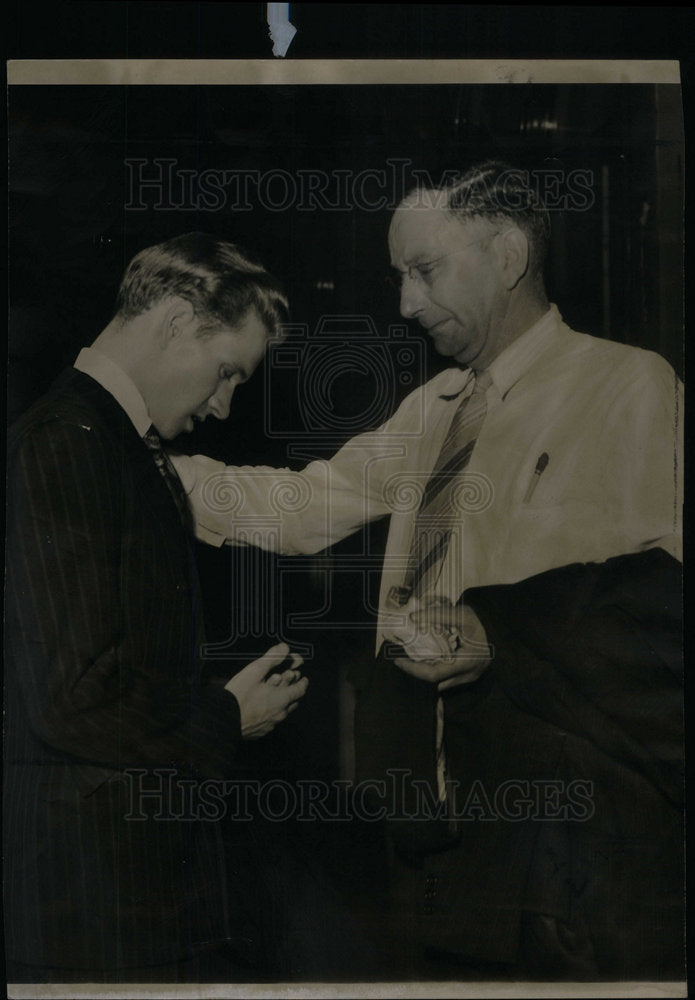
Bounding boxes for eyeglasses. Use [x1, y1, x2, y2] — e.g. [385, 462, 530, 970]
[386, 233, 499, 292]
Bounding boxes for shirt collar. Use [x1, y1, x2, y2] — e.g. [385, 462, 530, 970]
[487, 304, 563, 399]
[437, 304, 564, 403]
[73, 347, 152, 437]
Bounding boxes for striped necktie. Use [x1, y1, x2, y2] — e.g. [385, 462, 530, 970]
[394, 369, 491, 805]
[403, 368, 492, 602]
[143, 426, 191, 530]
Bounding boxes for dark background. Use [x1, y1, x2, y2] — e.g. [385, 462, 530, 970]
[6, 3, 689, 948]
[9, 81, 684, 408]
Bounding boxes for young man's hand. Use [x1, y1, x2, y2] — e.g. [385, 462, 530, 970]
[225, 643, 308, 739]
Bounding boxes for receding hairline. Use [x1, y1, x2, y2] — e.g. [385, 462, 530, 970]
[396, 187, 451, 212]
[389, 189, 504, 244]
[391, 185, 542, 255]
[394, 186, 516, 225]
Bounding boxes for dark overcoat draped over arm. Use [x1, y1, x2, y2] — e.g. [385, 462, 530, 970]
[355, 548, 684, 977]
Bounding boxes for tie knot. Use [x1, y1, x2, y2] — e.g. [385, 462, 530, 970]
[142, 424, 190, 528]
[143, 425, 161, 447]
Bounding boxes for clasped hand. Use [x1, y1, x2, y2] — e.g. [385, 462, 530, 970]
[393, 598, 492, 691]
[225, 642, 308, 739]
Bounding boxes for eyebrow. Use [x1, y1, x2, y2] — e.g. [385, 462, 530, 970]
[389, 254, 435, 275]
[391, 256, 424, 270]
[394, 249, 440, 269]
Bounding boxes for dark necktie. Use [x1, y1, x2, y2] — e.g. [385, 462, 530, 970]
[143, 425, 191, 530]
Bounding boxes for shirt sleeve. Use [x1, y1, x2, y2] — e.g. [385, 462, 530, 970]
[172, 385, 429, 554]
[600, 353, 683, 561]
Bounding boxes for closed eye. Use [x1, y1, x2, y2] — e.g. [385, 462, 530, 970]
[414, 261, 436, 278]
[387, 260, 439, 287]
[219, 366, 250, 384]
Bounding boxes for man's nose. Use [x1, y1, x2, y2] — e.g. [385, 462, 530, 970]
[399, 276, 426, 319]
[207, 381, 236, 421]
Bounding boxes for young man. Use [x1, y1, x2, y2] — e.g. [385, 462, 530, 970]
[5, 234, 309, 982]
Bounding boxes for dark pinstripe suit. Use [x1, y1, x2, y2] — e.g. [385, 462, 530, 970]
[4, 367, 244, 971]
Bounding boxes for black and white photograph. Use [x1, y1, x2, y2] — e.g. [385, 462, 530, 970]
[5, 6, 687, 998]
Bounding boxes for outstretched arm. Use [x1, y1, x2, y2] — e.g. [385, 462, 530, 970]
[170, 382, 432, 553]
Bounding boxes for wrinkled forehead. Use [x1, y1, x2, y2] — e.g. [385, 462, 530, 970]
[388, 193, 476, 265]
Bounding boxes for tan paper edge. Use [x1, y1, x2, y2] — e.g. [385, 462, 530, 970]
[6, 58, 681, 86]
[5, 980, 689, 1000]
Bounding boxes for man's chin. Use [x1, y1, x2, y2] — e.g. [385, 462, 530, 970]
[430, 332, 475, 366]
[173, 417, 196, 437]
[430, 332, 462, 359]
[154, 419, 191, 441]
[427, 322, 458, 351]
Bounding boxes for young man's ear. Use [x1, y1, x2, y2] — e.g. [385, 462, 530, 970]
[162, 297, 197, 344]
[497, 228, 530, 290]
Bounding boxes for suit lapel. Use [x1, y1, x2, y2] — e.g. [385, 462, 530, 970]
[61, 367, 194, 562]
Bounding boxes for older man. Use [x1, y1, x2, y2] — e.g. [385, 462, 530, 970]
[174, 164, 683, 979]
[5, 234, 311, 983]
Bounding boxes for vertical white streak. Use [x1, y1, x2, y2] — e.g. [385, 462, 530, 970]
[267, 3, 297, 58]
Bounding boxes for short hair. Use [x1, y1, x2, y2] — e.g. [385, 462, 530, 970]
[114, 232, 289, 335]
[426, 161, 551, 286]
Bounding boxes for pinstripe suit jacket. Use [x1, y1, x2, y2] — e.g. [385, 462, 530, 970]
[4, 367, 244, 971]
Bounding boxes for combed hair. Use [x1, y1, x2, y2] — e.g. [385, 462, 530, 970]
[114, 232, 289, 334]
[428, 161, 551, 286]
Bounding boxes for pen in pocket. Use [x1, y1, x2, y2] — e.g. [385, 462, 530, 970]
[523, 452, 549, 503]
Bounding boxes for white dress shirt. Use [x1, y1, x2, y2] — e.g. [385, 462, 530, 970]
[172, 306, 683, 651]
